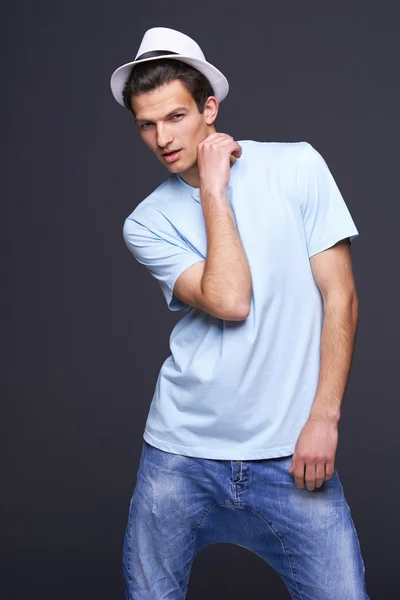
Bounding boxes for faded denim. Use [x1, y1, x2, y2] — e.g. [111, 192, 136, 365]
[122, 440, 370, 599]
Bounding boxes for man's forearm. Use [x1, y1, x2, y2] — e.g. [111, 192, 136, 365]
[200, 188, 252, 317]
[309, 295, 359, 423]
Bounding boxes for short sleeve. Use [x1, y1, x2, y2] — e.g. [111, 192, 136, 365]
[296, 142, 359, 258]
[123, 216, 205, 311]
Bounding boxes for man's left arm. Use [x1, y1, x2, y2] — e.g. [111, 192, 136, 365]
[289, 238, 359, 490]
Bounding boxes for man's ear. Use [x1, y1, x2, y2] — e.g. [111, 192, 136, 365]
[204, 96, 219, 125]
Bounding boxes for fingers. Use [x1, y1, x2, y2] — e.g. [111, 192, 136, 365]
[291, 459, 330, 491]
[231, 144, 242, 157]
[200, 133, 242, 158]
[324, 460, 335, 481]
[292, 460, 305, 489]
[315, 462, 326, 489]
[305, 463, 317, 491]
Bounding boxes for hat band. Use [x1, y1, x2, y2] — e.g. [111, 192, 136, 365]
[136, 50, 179, 61]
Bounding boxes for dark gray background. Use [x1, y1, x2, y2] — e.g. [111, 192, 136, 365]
[2, 1, 398, 598]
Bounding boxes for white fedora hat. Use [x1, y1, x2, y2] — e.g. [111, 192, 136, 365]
[110, 26, 229, 109]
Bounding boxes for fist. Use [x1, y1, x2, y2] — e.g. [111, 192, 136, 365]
[197, 133, 242, 193]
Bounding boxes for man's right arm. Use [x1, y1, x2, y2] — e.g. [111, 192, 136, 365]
[173, 187, 252, 321]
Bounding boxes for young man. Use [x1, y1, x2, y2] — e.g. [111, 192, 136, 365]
[111, 26, 370, 600]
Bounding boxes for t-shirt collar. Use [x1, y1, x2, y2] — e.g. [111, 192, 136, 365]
[175, 173, 201, 202]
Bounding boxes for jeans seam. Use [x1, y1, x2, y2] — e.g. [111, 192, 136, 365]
[183, 502, 305, 600]
[182, 502, 219, 595]
[242, 504, 305, 600]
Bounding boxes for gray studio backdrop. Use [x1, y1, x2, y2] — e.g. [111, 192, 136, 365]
[3, 1, 399, 598]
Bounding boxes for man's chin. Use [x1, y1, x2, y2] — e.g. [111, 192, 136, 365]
[166, 163, 183, 173]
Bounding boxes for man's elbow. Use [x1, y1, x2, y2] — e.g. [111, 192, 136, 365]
[220, 298, 251, 321]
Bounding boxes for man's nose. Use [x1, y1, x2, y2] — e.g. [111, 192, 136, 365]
[156, 125, 173, 148]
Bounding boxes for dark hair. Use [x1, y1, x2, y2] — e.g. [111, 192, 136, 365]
[122, 58, 215, 117]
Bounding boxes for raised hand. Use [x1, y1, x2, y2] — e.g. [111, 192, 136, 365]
[197, 132, 242, 194]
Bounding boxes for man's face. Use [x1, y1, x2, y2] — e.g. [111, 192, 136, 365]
[131, 78, 217, 176]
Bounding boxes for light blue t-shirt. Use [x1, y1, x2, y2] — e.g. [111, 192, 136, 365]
[122, 140, 359, 460]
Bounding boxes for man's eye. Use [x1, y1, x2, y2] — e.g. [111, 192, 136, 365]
[140, 114, 183, 129]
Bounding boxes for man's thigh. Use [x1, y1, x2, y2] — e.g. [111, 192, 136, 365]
[244, 455, 370, 599]
[122, 441, 217, 600]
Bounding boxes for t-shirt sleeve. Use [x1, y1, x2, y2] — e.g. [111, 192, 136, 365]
[122, 216, 205, 312]
[296, 142, 359, 258]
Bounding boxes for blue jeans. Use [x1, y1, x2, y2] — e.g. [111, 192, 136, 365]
[122, 440, 370, 599]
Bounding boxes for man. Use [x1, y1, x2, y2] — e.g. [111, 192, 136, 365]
[111, 26, 370, 600]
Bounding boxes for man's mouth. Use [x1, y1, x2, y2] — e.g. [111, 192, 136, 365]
[162, 149, 182, 162]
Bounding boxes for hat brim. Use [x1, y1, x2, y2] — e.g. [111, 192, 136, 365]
[110, 54, 229, 108]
